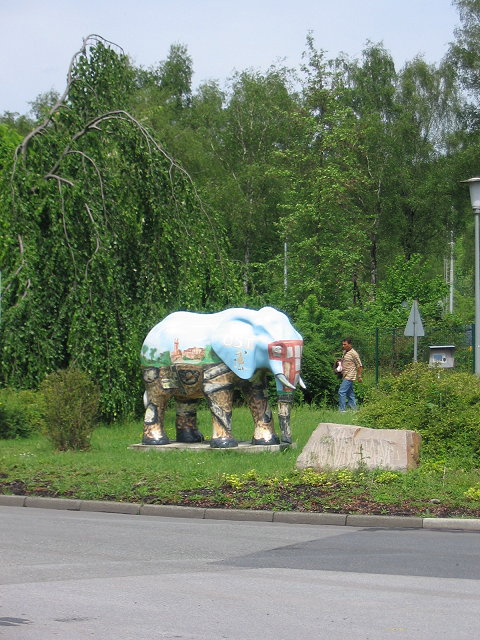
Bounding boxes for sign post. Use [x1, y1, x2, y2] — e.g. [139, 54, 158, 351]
[404, 300, 425, 362]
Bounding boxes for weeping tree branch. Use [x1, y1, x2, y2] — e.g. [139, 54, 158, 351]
[7, 33, 231, 315]
[17, 35, 124, 162]
[83, 204, 101, 301]
[57, 180, 79, 282]
[41, 110, 227, 272]
[44, 174, 74, 186]
[63, 149, 108, 225]
[10, 35, 124, 219]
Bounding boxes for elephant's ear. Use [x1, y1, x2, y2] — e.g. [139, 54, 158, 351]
[211, 319, 258, 380]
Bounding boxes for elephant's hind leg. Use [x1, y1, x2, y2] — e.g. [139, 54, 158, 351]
[176, 399, 204, 443]
[203, 364, 238, 448]
[244, 378, 280, 445]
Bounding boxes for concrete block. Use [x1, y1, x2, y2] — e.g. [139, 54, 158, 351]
[0, 494, 26, 506]
[423, 517, 480, 531]
[139, 504, 205, 518]
[25, 497, 81, 510]
[79, 500, 140, 515]
[273, 511, 347, 526]
[204, 508, 274, 522]
[346, 514, 423, 528]
[129, 441, 296, 453]
[296, 423, 421, 471]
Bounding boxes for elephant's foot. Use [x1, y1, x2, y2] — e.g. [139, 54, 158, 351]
[142, 421, 170, 445]
[252, 423, 280, 446]
[210, 437, 238, 448]
[142, 435, 171, 445]
[251, 434, 280, 446]
[176, 428, 204, 443]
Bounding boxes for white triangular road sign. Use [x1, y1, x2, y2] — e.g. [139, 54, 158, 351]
[404, 300, 425, 337]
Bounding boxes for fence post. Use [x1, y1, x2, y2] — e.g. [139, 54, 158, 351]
[375, 328, 379, 385]
[473, 322, 476, 375]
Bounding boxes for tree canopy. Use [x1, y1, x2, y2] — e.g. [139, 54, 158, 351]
[1, 7, 480, 414]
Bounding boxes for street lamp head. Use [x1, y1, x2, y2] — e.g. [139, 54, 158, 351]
[461, 177, 480, 212]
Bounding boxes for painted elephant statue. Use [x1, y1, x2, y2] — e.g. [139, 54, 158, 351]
[140, 306, 304, 448]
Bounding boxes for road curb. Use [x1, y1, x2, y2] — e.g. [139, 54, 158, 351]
[273, 511, 347, 526]
[345, 514, 424, 528]
[139, 504, 205, 518]
[1, 494, 480, 531]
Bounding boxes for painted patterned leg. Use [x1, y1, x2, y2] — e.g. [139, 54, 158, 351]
[203, 364, 237, 448]
[244, 377, 279, 445]
[175, 399, 204, 443]
[142, 399, 170, 445]
[142, 367, 170, 445]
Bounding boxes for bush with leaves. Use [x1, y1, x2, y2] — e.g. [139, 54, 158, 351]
[357, 363, 480, 459]
[40, 367, 100, 451]
[0, 388, 45, 439]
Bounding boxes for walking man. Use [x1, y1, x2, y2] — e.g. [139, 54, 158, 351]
[338, 337, 363, 411]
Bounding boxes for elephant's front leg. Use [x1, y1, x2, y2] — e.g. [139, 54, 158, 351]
[203, 364, 237, 448]
[142, 396, 170, 445]
[243, 375, 280, 445]
[142, 366, 171, 445]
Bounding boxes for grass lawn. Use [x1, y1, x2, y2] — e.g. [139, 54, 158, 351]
[2, 405, 480, 518]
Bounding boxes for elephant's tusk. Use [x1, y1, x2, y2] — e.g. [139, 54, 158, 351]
[299, 376, 307, 389]
[276, 373, 296, 390]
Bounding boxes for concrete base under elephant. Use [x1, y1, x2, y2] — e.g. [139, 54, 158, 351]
[129, 441, 297, 453]
[296, 423, 421, 471]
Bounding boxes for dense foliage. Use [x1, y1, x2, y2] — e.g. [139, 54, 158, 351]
[2, 3, 480, 418]
[0, 388, 45, 439]
[40, 367, 100, 450]
[358, 363, 480, 460]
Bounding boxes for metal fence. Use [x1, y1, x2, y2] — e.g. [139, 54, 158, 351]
[349, 324, 474, 383]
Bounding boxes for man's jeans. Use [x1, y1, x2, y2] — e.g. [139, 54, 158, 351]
[338, 378, 357, 411]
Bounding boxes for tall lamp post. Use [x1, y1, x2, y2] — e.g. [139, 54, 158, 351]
[461, 177, 480, 375]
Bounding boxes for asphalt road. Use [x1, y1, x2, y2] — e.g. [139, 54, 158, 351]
[1, 505, 480, 639]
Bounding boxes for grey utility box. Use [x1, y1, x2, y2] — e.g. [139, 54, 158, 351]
[429, 345, 455, 369]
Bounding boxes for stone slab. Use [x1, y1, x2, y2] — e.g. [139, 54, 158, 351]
[25, 497, 81, 510]
[139, 504, 205, 518]
[296, 423, 421, 471]
[0, 494, 26, 506]
[204, 508, 273, 522]
[79, 500, 141, 515]
[129, 441, 296, 453]
[273, 511, 347, 526]
[423, 517, 480, 531]
[346, 514, 423, 528]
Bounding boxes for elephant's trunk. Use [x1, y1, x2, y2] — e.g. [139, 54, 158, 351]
[277, 398, 293, 444]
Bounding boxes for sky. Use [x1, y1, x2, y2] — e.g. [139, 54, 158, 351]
[1, 0, 460, 115]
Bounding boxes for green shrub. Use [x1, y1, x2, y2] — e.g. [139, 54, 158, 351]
[40, 367, 100, 451]
[357, 363, 480, 458]
[297, 335, 339, 406]
[0, 388, 46, 439]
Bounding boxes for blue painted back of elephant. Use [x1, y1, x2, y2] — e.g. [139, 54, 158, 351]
[141, 306, 303, 383]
